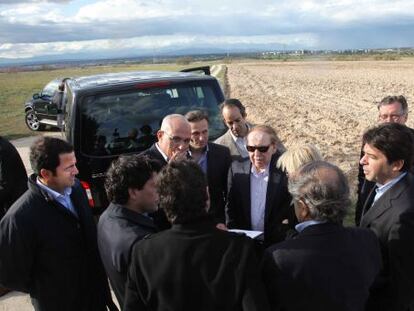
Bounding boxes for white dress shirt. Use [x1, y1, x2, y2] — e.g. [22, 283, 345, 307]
[36, 177, 78, 217]
[230, 131, 249, 158]
[250, 165, 269, 231]
[373, 172, 407, 204]
[155, 142, 169, 162]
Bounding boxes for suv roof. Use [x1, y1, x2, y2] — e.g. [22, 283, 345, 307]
[67, 70, 216, 92]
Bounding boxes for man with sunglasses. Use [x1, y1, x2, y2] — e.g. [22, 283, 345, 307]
[355, 95, 412, 225]
[226, 125, 295, 246]
[141, 114, 191, 229]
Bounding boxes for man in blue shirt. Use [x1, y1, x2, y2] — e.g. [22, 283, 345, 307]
[185, 110, 231, 226]
[359, 123, 414, 311]
[0, 136, 115, 311]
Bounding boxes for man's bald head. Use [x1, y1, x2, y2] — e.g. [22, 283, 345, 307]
[288, 161, 350, 224]
[157, 114, 191, 160]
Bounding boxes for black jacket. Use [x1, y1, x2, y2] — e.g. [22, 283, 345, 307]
[263, 223, 382, 311]
[0, 175, 115, 311]
[0, 136, 27, 219]
[360, 172, 414, 311]
[97, 203, 157, 306]
[140, 144, 171, 230]
[205, 142, 231, 223]
[124, 219, 270, 311]
[226, 153, 295, 245]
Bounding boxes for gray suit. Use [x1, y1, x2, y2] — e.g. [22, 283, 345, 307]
[215, 129, 249, 162]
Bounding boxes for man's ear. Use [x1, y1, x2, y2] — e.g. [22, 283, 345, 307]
[297, 199, 311, 220]
[39, 168, 52, 181]
[128, 188, 140, 201]
[391, 159, 404, 173]
[156, 130, 163, 141]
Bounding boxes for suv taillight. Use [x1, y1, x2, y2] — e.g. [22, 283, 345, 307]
[80, 181, 95, 208]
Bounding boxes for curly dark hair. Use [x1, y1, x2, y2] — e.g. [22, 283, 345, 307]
[363, 123, 414, 172]
[157, 160, 208, 224]
[30, 136, 73, 175]
[105, 154, 162, 204]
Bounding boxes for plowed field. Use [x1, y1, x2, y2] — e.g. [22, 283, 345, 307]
[226, 60, 414, 194]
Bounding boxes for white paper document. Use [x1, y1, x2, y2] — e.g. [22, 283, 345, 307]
[228, 229, 263, 239]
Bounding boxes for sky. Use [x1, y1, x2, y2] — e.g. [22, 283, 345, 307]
[1, 0, 414, 62]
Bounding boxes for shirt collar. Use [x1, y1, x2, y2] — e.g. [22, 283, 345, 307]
[155, 142, 169, 162]
[375, 172, 407, 195]
[36, 177, 72, 199]
[295, 220, 326, 233]
[251, 164, 270, 177]
[229, 123, 250, 143]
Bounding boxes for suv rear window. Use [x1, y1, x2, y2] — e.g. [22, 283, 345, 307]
[79, 81, 225, 156]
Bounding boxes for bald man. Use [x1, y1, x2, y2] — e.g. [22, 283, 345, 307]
[141, 114, 191, 229]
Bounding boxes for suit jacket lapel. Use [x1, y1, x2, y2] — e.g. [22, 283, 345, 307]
[264, 160, 283, 224]
[223, 130, 240, 157]
[361, 175, 409, 227]
[206, 143, 214, 185]
[242, 161, 252, 227]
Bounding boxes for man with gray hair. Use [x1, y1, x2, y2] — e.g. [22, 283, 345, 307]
[262, 161, 381, 311]
[141, 114, 191, 230]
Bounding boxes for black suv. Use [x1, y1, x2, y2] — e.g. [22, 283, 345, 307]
[57, 66, 226, 213]
[24, 78, 62, 131]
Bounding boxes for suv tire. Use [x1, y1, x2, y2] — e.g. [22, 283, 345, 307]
[25, 109, 45, 131]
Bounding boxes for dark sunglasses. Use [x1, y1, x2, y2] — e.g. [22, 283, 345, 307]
[246, 145, 271, 153]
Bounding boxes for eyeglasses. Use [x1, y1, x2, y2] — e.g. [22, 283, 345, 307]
[378, 113, 405, 122]
[163, 132, 191, 145]
[246, 145, 271, 153]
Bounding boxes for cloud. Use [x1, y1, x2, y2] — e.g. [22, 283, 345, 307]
[1, 0, 414, 61]
[0, 0, 70, 3]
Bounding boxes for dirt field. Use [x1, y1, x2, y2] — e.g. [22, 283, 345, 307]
[226, 60, 414, 194]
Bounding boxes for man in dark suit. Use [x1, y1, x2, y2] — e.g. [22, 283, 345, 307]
[0, 137, 115, 311]
[185, 110, 231, 225]
[97, 154, 161, 307]
[124, 160, 270, 311]
[226, 125, 294, 246]
[141, 114, 191, 229]
[355, 95, 411, 225]
[263, 161, 382, 311]
[359, 123, 414, 311]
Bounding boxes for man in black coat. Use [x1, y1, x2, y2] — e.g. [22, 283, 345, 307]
[124, 160, 270, 311]
[359, 123, 414, 311]
[0, 137, 116, 311]
[98, 154, 161, 307]
[0, 136, 27, 220]
[185, 110, 231, 225]
[226, 125, 294, 245]
[263, 161, 382, 311]
[140, 114, 191, 230]
[355, 95, 411, 225]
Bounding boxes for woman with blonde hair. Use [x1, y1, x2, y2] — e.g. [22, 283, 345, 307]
[277, 144, 323, 176]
